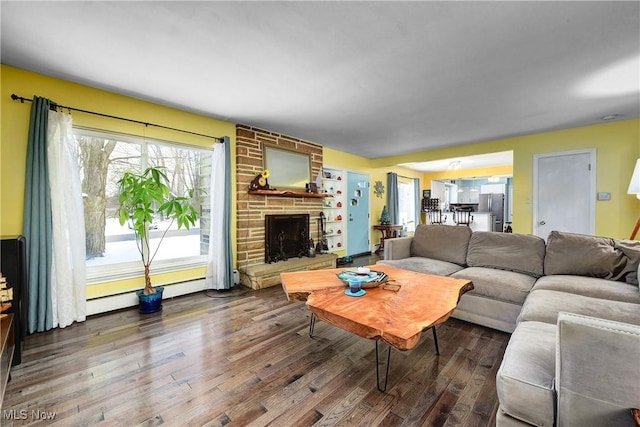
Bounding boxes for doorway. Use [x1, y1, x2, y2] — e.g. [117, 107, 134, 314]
[347, 171, 371, 256]
[533, 149, 595, 239]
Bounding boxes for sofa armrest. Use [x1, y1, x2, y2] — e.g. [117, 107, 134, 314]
[556, 312, 640, 427]
[383, 237, 412, 260]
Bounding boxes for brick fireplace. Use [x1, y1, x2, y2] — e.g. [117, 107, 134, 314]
[236, 125, 337, 289]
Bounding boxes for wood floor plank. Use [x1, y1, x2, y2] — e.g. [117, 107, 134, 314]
[259, 338, 376, 426]
[3, 276, 509, 427]
[443, 335, 507, 427]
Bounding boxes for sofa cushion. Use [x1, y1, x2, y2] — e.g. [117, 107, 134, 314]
[410, 224, 471, 266]
[532, 275, 640, 304]
[518, 289, 640, 326]
[613, 239, 640, 285]
[466, 232, 546, 278]
[376, 257, 464, 277]
[497, 321, 556, 427]
[544, 231, 626, 279]
[555, 313, 640, 427]
[451, 267, 536, 305]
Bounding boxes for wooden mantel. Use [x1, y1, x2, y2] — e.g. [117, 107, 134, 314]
[248, 189, 331, 198]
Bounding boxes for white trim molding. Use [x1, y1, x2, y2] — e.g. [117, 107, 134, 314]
[86, 278, 206, 316]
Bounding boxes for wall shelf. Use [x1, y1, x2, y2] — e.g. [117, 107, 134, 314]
[322, 167, 347, 253]
[248, 189, 331, 198]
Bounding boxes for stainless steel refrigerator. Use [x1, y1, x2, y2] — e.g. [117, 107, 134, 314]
[478, 193, 505, 232]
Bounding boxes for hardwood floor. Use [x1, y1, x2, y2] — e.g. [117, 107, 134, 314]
[3, 270, 509, 426]
[350, 253, 383, 267]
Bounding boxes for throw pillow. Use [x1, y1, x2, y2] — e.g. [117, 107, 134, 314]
[544, 231, 626, 279]
[613, 239, 640, 285]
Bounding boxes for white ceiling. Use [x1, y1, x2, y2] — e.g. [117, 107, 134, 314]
[1, 2, 639, 163]
[400, 150, 513, 173]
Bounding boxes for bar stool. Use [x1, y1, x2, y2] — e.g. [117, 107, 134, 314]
[453, 208, 473, 226]
[427, 210, 446, 225]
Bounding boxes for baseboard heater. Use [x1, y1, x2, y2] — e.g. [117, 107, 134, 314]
[86, 278, 206, 316]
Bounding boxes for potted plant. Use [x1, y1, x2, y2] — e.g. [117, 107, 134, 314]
[117, 167, 199, 313]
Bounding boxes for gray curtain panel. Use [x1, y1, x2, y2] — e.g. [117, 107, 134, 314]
[221, 137, 234, 289]
[23, 96, 54, 333]
[414, 178, 421, 226]
[387, 172, 399, 225]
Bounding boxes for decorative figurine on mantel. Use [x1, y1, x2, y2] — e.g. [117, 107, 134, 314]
[249, 169, 272, 191]
[379, 205, 391, 225]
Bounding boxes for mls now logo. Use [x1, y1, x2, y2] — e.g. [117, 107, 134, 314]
[3, 409, 57, 420]
[3, 409, 28, 420]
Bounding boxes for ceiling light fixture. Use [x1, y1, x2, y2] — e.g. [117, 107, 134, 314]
[448, 160, 462, 170]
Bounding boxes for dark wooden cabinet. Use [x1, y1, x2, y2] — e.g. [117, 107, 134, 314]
[1, 236, 27, 366]
[1, 313, 14, 408]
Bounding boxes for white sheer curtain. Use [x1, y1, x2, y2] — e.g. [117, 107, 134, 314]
[205, 142, 230, 290]
[47, 110, 86, 328]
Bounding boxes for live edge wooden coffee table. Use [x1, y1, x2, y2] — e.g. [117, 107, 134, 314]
[281, 265, 473, 391]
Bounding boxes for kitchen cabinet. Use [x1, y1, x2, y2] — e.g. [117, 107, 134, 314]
[458, 187, 480, 203]
[480, 183, 506, 194]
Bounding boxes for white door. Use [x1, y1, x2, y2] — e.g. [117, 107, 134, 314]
[533, 150, 595, 239]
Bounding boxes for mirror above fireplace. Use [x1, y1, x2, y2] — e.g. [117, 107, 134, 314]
[263, 144, 312, 190]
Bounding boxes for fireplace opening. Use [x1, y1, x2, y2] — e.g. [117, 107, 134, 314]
[265, 214, 310, 263]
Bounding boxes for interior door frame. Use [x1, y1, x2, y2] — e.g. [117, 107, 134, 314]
[345, 169, 371, 255]
[532, 148, 596, 237]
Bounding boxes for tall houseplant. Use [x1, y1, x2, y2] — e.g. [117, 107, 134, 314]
[117, 167, 199, 311]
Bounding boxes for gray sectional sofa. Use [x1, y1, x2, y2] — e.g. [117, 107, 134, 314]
[378, 225, 640, 427]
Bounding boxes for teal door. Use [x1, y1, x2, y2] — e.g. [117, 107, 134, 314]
[347, 172, 370, 256]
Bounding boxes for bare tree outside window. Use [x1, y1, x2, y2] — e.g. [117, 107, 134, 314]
[75, 130, 211, 271]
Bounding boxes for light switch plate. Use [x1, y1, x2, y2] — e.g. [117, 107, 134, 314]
[597, 192, 611, 201]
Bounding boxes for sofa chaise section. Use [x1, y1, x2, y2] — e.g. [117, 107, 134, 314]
[497, 231, 640, 427]
[497, 313, 640, 427]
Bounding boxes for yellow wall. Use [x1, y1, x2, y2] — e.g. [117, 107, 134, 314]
[510, 121, 639, 238]
[2, 65, 638, 302]
[323, 147, 424, 249]
[326, 118, 640, 244]
[1, 65, 237, 298]
[374, 120, 639, 238]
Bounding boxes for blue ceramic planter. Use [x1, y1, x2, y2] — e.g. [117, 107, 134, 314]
[136, 286, 164, 314]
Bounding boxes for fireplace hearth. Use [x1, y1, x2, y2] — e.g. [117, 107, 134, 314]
[265, 214, 310, 263]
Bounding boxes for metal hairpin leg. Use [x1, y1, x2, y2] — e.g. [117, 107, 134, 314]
[432, 326, 440, 355]
[375, 340, 392, 392]
[308, 313, 316, 338]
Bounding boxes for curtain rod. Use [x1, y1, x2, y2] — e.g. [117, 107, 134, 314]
[11, 94, 224, 143]
[389, 172, 416, 180]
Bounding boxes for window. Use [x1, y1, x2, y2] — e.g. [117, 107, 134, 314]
[398, 177, 417, 233]
[74, 128, 213, 283]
